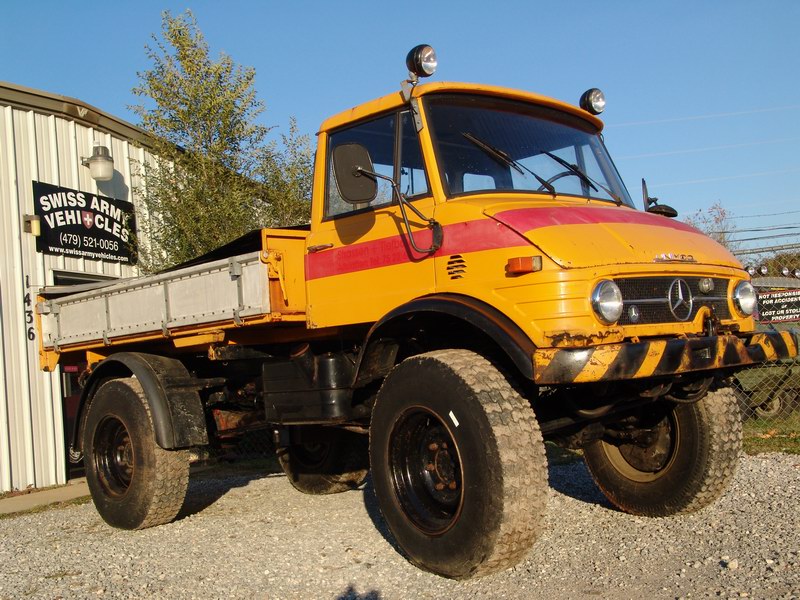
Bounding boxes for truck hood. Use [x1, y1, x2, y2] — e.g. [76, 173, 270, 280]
[484, 202, 742, 269]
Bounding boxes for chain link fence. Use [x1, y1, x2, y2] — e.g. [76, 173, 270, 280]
[732, 255, 800, 429]
[204, 429, 276, 463]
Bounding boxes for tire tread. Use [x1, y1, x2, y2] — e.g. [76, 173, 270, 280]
[409, 350, 547, 577]
[585, 386, 742, 517]
[127, 378, 190, 529]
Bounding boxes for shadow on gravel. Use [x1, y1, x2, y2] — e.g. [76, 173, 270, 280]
[177, 458, 283, 520]
[546, 453, 608, 507]
[335, 585, 382, 600]
[360, 476, 405, 558]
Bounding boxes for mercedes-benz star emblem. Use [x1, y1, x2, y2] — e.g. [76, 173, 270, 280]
[667, 278, 693, 321]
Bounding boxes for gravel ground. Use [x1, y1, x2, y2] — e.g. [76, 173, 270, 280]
[1, 452, 797, 600]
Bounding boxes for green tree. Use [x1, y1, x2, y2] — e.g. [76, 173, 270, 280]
[131, 10, 310, 271]
[259, 117, 314, 228]
[684, 201, 739, 252]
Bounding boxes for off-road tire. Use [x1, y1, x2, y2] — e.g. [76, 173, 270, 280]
[754, 390, 793, 420]
[583, 387, 742, 517]
[277, 429, 369, 495]
[370, 349, 548, 579]
[83, 377, 190, 529]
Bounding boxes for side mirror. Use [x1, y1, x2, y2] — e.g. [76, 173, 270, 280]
[642, 178, 678, 218]
[332, 143, 378, 205]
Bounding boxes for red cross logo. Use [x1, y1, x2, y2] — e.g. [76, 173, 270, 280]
[81, 211, 94, 229]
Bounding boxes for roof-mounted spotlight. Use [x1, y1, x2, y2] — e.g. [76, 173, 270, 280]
[745, 265, 756, 276]
[406, 45, 437, 81]
[580, 88, 606, 115]
[758, 265, 769, 276]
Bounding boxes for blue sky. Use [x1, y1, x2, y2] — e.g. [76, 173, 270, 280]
[3, 1, 799, 256]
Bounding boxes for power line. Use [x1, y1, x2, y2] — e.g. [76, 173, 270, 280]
[734, 243, 800, 257]
[616, 137, 800, 161]
[710, 223, 800, 234]
[607, 105, 800, 128]
[650, 167, 800, 188]
[728, 209, 800, 220]
[729, 232, 800, 243]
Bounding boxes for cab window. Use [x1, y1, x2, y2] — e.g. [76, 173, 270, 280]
[399, 112, 429, 198]
[326, 110, 429, 219]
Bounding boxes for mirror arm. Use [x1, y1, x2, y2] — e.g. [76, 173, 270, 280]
[355, 167, 442, 253]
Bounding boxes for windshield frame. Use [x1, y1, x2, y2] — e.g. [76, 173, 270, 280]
[422, 93, 634, 207]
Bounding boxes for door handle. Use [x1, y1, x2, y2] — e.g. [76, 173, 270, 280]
[307, 243, 334, 253]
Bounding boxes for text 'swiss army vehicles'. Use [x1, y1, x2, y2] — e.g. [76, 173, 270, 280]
[37, 46, 798, 578]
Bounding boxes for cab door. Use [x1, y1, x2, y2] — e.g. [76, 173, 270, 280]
[306, 110, 436, 328]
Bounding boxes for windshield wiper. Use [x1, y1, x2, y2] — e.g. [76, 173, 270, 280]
[462, 132, 555, 195]
[541, 151, 623, 205]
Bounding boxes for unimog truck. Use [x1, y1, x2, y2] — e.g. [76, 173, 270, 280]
[37, 46, 799, 579]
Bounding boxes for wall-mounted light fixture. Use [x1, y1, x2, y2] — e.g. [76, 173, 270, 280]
[81, 141, 114, 182]
[23, 214, 41, 237]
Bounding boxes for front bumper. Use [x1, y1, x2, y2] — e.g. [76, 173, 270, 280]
[533, 330, 799, 385]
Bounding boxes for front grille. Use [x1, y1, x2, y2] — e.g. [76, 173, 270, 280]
[615, 277, 730, 325]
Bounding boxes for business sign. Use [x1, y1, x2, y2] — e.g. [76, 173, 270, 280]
[33, 181, 137, 264]
[758, 288, 800, 324]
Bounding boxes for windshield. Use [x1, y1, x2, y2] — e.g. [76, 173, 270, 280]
[425, 94, 634, 207]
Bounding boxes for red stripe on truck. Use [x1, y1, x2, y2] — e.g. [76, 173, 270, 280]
[305, 219, 528, 280]
[491, 205, 698, 234]
[305, 205, 696, 280]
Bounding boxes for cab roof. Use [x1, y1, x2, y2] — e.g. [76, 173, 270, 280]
[318, 81, 604, 134]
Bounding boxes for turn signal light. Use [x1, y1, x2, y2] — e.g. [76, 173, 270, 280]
[506, 256, 543, 275]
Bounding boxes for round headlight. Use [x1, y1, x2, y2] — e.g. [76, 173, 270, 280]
[406, 45, 437, 78]
[592, 280, 623, 324]
[733, 281, 757, 316]
[580, 88, 606, 115]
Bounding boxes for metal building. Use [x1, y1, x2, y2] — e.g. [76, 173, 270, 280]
[0, 81, 153, 493]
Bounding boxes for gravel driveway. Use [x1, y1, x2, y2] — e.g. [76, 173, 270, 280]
[1, 452, 797, 599]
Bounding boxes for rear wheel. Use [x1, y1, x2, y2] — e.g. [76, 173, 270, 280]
[83, 378, 190, 529]
[370, 350, 548, 579]
[583, 387, 741, 517]
[277, 428, 369, 494]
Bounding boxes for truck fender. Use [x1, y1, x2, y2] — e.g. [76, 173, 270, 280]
[354, 294, 536, 386]
[71, 352, 209, 458]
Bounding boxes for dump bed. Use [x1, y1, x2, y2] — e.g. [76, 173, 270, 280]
[36, 227, 309, 366]
[38, 251, 270, 350]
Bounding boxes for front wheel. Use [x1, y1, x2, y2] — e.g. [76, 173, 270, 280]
[83, 378, 190, 529]
[583, 387, 742, 517]
[370, 350, 548, 579]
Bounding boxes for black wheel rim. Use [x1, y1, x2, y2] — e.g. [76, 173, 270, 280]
[93, 416, 134, 497]
[388, 407, 463, 535]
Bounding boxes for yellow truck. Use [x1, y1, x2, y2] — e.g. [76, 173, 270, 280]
[37, 46, 798, 579]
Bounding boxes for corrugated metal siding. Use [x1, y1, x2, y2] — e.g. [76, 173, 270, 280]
[0, 105, 18, 492]
[0, 97, 152, 492]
